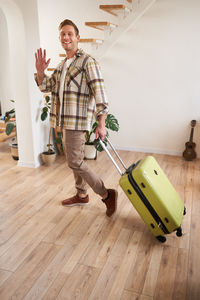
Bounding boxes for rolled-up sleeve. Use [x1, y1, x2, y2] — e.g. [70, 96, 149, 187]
[85, 58, 109, 118]
[34, 72, 57, 93]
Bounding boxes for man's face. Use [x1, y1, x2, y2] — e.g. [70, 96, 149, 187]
[59, 25, 80, 53]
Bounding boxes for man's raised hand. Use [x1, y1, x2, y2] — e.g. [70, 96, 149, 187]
[35, 48, 50, 85]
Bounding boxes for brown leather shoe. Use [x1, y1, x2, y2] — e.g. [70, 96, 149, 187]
[62, 194, 89, 207]
[102, 189, 118, 217]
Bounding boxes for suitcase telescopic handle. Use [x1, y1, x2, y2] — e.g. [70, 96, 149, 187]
[98, 137, 127, 176]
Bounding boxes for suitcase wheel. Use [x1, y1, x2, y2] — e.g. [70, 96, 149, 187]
[183, 206, 186, 215]
[156, 235, 166, 243]
[176, 227, 182, 237]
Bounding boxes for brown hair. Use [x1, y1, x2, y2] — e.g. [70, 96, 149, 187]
[59, 19, 79, 36]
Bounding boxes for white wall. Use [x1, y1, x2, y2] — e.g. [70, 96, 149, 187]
[0, 8, 14, 114]
[13, 0, 46, 166]
[101, 0, 200, 156]
[33, 0, 200, 159]
[0, 0, 44, 167]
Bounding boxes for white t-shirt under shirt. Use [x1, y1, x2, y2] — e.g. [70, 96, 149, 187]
[59, 57, 73, 124]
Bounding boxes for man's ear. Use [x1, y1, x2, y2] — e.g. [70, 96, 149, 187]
[77, 34, 80, 41]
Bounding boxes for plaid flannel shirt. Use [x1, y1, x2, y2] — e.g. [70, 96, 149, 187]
[34, 49, 109, 131]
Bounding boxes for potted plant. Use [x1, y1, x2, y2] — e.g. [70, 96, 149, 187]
[5, 100, 18, 160]
[41, 130, 56, 165]
[84, 121, 98, 159]
[84, 113, 119, 160]
[40, 95, 56, 165]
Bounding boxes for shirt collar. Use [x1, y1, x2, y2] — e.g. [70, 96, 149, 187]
[75, 48, 84, 57]
[59, 49, 84, 70]
[65, 48, 84, 60]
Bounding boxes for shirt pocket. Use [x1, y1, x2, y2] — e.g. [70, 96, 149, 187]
[67, 66, 86, 91]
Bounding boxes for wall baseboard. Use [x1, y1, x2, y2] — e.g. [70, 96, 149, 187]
[113, 145, 200, 159]
[113, 145, 182, 157]
[17, 160, 41, 168]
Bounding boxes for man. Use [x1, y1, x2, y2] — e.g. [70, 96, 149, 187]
[34, 19, 117, 217]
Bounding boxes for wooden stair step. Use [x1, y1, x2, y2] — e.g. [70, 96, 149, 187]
[99, 5, 130, 16]
[85, 22, 117, 31]
[79, 38, 103, 44]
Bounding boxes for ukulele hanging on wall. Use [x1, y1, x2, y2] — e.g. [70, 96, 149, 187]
[183, 120, 197, 161]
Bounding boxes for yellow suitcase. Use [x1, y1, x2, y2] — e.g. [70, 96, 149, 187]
[99, 138, 186, 243]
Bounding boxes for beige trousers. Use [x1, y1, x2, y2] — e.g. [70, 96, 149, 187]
[62, 129, 107, 197]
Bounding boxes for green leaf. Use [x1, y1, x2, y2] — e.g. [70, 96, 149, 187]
[57, 132, 62, 138]
[85, 131, 90, 144]
[5, 108, 15, 121]
[6, 123, 15, 135]
[5, 115, 11, 123]
[41, 111, 48, 121]
[85, 122, 98, 144]
[43, 107, 48, 113]
[91, 121, 98, 133]
[45, 96, 50, 103]
[55, 138, 62, 144]
[94, 138, 108, 152]
[7, 108, 15, 115]
[105, 114, 119, 132]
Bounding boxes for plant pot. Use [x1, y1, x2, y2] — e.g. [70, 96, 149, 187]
[41, 151, 56, 165]
[84, 144, 97, 160]
[11, 143, 19, 160]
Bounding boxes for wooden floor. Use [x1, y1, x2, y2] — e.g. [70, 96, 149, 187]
[0, 142, 200, 300]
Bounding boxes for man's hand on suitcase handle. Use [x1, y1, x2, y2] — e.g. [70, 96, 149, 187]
[96, 125, 106, 141]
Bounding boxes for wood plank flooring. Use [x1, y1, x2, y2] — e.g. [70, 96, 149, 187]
[0, 142, 200, 299]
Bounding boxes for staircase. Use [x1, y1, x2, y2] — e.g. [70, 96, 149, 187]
[47, 0, 156, 71]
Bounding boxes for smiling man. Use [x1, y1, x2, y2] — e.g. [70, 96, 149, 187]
[34, 19, 118, 217]
[59, 21, 80, 55]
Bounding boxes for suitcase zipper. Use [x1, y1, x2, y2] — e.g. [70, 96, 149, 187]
[128, 173, 169, 234]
